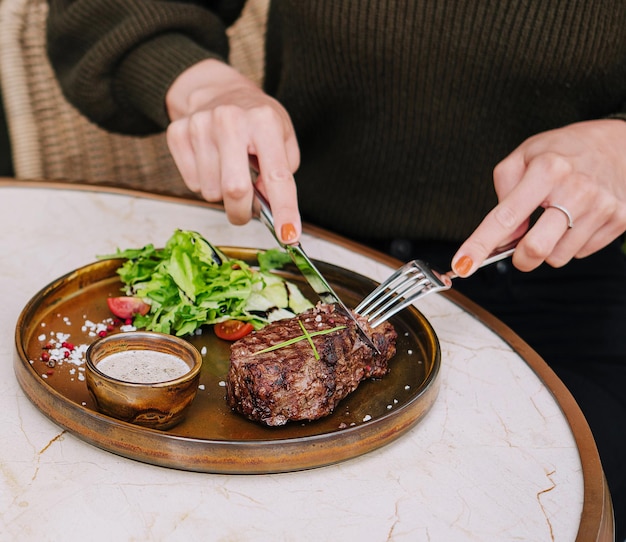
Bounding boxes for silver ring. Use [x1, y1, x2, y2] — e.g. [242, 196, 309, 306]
[548, 204, 574, 229]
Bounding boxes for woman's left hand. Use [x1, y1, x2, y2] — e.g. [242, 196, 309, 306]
[452, 119, 626, 276]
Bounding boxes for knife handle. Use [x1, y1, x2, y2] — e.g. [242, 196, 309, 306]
[253, 185, 290, 248]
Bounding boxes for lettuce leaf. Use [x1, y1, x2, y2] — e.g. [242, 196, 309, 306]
[99, 230, 312, 336]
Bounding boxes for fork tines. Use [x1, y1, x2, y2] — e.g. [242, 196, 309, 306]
[355, 260, 447, 327]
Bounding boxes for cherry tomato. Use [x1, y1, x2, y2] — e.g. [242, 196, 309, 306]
[214, 320, 254, 341]
[106, 296, 151, 319]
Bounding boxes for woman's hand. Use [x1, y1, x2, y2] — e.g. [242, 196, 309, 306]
[166, 59, 301, 243]
[452, 119, 626, 276]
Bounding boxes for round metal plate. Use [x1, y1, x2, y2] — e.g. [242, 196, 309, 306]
[14, 248, 440, 473]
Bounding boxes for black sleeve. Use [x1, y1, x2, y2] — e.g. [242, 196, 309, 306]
[46, 0, 246, 134]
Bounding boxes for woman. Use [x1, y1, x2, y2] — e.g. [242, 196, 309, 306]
[46, 1, 626, 535]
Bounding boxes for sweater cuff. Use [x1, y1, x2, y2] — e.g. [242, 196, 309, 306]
[116, 33, 227, 130]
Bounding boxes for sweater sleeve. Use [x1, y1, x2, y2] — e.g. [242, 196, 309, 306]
[46, 0, 246, 135]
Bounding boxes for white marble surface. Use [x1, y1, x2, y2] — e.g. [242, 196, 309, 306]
[0, 183, 597, 541]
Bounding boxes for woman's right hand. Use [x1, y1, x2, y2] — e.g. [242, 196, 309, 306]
[166, 59, 302, 243]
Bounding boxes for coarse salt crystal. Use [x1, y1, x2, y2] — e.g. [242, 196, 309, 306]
[363, 415, 372, 422]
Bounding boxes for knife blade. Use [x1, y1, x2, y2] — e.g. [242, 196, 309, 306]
[253, 186, 380, 353]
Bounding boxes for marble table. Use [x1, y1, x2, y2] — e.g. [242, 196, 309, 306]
[0, 180, 613, 541]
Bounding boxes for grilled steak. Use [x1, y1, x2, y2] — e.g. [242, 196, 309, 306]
[226, 303, 397, 426]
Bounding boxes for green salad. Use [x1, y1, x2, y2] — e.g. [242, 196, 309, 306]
[100, 229, 312, 336]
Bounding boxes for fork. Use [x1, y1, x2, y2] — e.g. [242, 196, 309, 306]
[355, 240, 519, 327]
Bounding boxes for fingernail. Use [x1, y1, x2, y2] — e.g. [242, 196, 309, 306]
[280, 223, 298, 243]
[453, 255, 474, 276]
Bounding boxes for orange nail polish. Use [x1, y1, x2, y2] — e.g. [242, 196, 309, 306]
[454, 255, 473, 276]
[280, 223, 298, 243]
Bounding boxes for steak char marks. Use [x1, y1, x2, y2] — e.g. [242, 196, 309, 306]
[226, 303, 397, 426]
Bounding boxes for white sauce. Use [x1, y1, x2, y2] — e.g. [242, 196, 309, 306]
[96, 350, 190, 383]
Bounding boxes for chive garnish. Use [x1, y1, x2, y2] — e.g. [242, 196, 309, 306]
[252, 322, 346, 357]
[298, 319, 319, 359]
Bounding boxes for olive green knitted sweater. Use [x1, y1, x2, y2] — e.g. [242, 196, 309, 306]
[47, 0, 626, 243]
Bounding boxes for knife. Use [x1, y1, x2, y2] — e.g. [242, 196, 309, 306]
[253, 186, 380, 353]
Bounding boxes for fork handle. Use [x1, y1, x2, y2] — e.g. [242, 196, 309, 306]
[447, 239, 519, 280]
